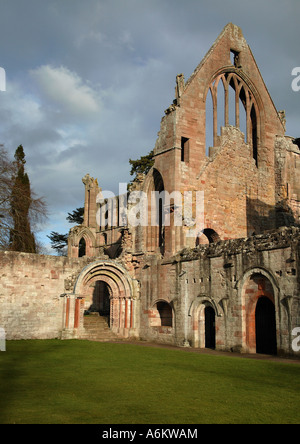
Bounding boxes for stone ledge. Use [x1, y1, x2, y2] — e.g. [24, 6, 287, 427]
[174, 226, 300, 262]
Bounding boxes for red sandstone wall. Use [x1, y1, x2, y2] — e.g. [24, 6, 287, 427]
[0, 252, 91, 340]
[152, 24, 285, 254]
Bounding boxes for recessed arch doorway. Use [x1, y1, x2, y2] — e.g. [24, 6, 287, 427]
[191, 299, 219, 349]
[241, 270, 278, 355]
[255, 296, 277, 355]
[67, 260, 139, 339]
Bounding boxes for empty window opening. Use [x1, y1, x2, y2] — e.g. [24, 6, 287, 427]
[230, 50, 240, 68]
[79, 237, 86, 257]
[251, 105, 258, 166]
[206, 72, 259, 164]
[154, 170, 165, 253]
[196, 228, 220, 245]
[147, 169, 165, 255]
[181, 137, 190, 162]
[239, 86, 247, 143]
[157, 301, 173, 327]
[205, 88, 214, 156]
[228, 76, 237, 127]
[217, 78, 225, 134]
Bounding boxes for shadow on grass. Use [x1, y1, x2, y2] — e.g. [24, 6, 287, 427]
[0, 340, 72, 423]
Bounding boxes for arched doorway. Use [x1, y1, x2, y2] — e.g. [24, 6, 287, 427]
[91, 281, 111, 317]
[70, 260, 138, 339]
[191, 300, 220, 349]
[255, 296, 277, 355]
[205, 305, 216, 349]
[241, 270, 278, 355]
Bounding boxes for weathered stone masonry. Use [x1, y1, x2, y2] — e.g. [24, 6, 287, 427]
[137, 227, 300, 355]
[0, 24, 299, 357]
[0, 252, 93, 339]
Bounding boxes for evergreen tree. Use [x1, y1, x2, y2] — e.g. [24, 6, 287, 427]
[66, 207, 84, 225]
[10, 145, 36, 253]
[129, 150, 154, 179]
[47, 207, 84, 255]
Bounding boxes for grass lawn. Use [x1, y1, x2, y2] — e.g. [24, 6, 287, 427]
[0, 340, 299, 424]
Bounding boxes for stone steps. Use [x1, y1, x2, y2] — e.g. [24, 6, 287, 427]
[79, 313, 119, 342]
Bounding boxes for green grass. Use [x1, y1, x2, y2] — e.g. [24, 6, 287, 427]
[0, 340, 299, 424]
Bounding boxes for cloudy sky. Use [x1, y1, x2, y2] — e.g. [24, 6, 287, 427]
[0, 0, 299, 253]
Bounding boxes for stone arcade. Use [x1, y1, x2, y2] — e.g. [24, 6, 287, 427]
[1, 24, 299, 357]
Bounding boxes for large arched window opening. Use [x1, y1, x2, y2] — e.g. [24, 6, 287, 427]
[205, 88, 214, 156]
[146, 168, 165, 255]
[205, 72, 259, 166]
[78, 237, 86, 257]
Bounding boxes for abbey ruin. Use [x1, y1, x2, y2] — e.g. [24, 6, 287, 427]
[1, 24, 299, 357]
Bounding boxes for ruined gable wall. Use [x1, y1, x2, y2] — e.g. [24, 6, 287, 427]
[152, 24, 286, 248]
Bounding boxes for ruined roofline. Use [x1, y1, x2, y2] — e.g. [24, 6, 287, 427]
[169, 226, 300, 263]
[184, 22, 236, 89]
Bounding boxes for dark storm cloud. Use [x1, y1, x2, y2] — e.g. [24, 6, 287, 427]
[0, 0, 298, 252]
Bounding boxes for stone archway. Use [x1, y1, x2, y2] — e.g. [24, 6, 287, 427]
[64, 260, 139, 339]
[190, 298, 221, 349]
[240, 269, 278, 355]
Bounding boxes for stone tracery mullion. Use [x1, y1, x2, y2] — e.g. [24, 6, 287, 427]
[221, 75, 229, 127]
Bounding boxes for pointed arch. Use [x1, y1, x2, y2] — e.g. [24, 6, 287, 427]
[68, 227, 97, 258]
[205, 87, 214, 155]
[143, 167, 165, 254]
[204, 70, 262, 165]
